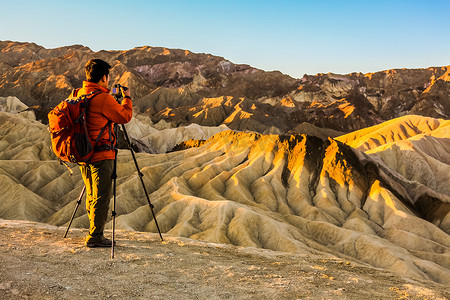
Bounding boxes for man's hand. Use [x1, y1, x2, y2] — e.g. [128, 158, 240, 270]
[122, 86, 131, 98]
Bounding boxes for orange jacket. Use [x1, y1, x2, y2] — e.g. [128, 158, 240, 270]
[74, 81, 132, 163]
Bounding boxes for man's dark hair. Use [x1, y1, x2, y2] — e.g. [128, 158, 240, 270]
[85, 59, 111, 83]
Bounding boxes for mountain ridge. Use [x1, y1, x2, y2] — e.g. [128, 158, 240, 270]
[1, 40, 448, 134]
[0, 41, 449, 285]
[0, 110, 449, 284]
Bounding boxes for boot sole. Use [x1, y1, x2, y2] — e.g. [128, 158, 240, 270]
[86, 243, 112, 248]
[85, 241, 116, 248]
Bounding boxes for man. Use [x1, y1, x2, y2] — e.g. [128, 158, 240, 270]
[77, 59, 132, 247]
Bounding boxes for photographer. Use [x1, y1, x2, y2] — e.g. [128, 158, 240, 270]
[76, 59, 132, 247]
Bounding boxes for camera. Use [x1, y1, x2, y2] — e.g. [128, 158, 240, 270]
[111, 84, 128, 99]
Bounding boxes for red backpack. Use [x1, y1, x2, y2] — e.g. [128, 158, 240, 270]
[48, 89, 108, 164]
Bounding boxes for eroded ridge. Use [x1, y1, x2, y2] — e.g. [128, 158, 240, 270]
[106, 131, 450, 283]
[1, 112, 449, 284]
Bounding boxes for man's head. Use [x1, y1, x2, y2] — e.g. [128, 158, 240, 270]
[85, 59, 111, 88]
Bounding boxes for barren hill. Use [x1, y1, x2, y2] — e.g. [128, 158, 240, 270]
[336, 115, 450, 196]
[1, 40, 449, 294]
[1, 41, 449, 133]
[0, 111, 449, 286]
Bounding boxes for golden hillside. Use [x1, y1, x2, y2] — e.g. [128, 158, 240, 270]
[0, 111, 449, 285]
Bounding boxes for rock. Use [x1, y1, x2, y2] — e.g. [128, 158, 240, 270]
[1, 111, 449, 284]
[1, 40, 448, 134]
[0, 96, 28, 113]
[125, 116, 230, 153]
[336, 114, 450, 199]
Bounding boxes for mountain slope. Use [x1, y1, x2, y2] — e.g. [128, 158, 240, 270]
[1, 41, 448, 134]
[0, 111, 449, 284]
[336, 115, 450, 196]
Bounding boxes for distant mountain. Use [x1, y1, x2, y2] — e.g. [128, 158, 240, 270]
[0, 41, 448, 134]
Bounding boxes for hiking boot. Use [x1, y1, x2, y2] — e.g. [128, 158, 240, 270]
[85, 236, 116, 248]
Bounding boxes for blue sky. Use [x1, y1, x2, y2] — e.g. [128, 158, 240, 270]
[1, 0, 449, 78]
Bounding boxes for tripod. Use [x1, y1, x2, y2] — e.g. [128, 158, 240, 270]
[64, 110, 164, 259]
[111, 123, 164, 258]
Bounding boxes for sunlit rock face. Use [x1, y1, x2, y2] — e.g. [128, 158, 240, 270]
[336, 115, 450, 196]
[1, 40, 449, 283]
[1, 110, 449, 284]
[295, 68, 450, 119]
[0, 41, 297, 111]
[1, 41, 448, 134]
[151, 96, 291, 135]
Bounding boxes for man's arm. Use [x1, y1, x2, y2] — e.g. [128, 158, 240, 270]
[102, 93, 132, 124]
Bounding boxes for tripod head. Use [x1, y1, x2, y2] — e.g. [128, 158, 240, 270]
[111, 84, 129, 100]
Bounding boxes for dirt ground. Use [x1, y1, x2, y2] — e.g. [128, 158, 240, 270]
[0, 219, 448, 300]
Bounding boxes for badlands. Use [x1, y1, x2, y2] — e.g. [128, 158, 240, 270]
[1, 40, 449, 133]
[0, 41, 449, 298]
[0, 99, 449, 298]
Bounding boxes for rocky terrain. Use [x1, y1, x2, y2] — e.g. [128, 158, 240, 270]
[336, 116, 450, 199]
[1, 40, 449, 297]
[0, 107, 449, 287]
[1, 40, 449, 134]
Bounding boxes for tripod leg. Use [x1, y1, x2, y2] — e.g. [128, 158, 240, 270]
[121, 124, 164, 241]
[111, 149, 118, 259]
[64, 186, 86, 238]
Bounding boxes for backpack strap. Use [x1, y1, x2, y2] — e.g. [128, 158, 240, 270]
[71, 88, 80, 98]
[75, 90, 114, 155]
[93, 121, 116, 152]
[58, 159, 75, 176]
[73, 90, 102, 123]
[83, 90, 116, 152]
